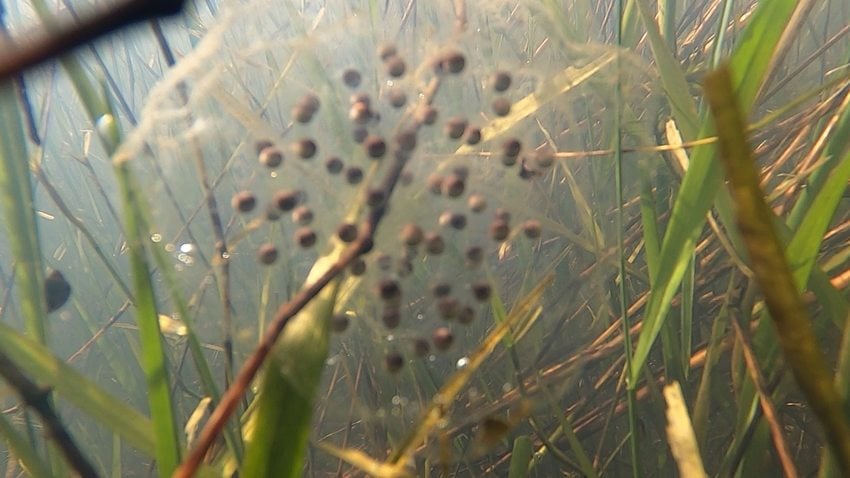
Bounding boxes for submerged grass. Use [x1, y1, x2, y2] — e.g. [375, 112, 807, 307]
[2, 0, 850, 476]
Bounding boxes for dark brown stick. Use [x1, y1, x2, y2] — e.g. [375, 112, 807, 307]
[0, 0, 186, 81]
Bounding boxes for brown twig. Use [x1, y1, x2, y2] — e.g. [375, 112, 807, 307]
[0, 349, 98, 477]
[731, 315, 799, 478]
[0, 0, 186, 81]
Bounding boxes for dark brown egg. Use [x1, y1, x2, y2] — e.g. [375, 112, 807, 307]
[416, 104, 438, 125]
[395, 129, 417, 152]
[471, 281, 492, 302]
[522, 219, 542, 238]
[385, 351, 405, 373]
[444, 117, 468, 139]
[467, 194, 487, 213]
[255, 140, 274, 154]
[431, 282, 452, 298]
[273, 190, 301, 211]
[349, 101, 372, 124]
[258, 146, 283, 168]
[490, 71, 512, 92]
[349, 258, 366, 276]
[325, 156, 343, 174]
[44, 269, 71, 313]
[331, 312, 350, 332]
[265, 204, 283, 221]
[442, 174, 465, 197]
[377, 278, 401, 302]
[502, 138, 522, 165]
[231, 191, 257, 213]
[291, 205, 313, 225]
[292, 93, 319, 123]
[342, 68, 361, 88]
[352, 126, 369, 143]
[364, 135, 387, 159]
[432, 327, 454, 351]
[489, 220, 510, 241]
[465, 245, 484, 267]
[382, 307, 401, 329]
[337, 222, 358, 243]
[257, 243, 279, 265]
[366, 189, 386, 208]
[294, 138, 317, 159]
[294, 227, 317, 248]
[491, 97, 511, 116]
[457, 306, 476, 324]
[424, 232, 445, 255]
[436, 50, 466, 74]
[413, 337, 431, 357]
[385, 55, 406, 77]
[386, 86, 407, 108]
[399, 223, 424, 246]
[426, 174, 444, 195]
[345, 167, 364, 185]
[437, 296, 459, 319]
[464, 126, 482, 145]
[494, 208, 511, 222]
[378, 43, 398, 61]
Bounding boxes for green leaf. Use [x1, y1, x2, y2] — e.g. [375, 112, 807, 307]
[629, 0, 799, 387]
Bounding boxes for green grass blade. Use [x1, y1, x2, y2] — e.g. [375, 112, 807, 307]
[507, 435, 533, 478]
[242, 255, 341, 477]
[705, 63, 850, 475]
[628, 0, 799, 387]
[0, 412, 55, 478]
[635, 0, 699, 138]
[0, 81, 47, 342]
[0, 321, 155, 455]
[114, 164, 181, 476]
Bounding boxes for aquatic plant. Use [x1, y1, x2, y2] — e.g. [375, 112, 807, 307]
[1, 0, 850, 477]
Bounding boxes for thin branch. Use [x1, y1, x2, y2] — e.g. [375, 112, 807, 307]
[0, 0, 186, 81]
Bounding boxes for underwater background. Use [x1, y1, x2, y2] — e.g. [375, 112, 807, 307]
[1, 0, 850, 476]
